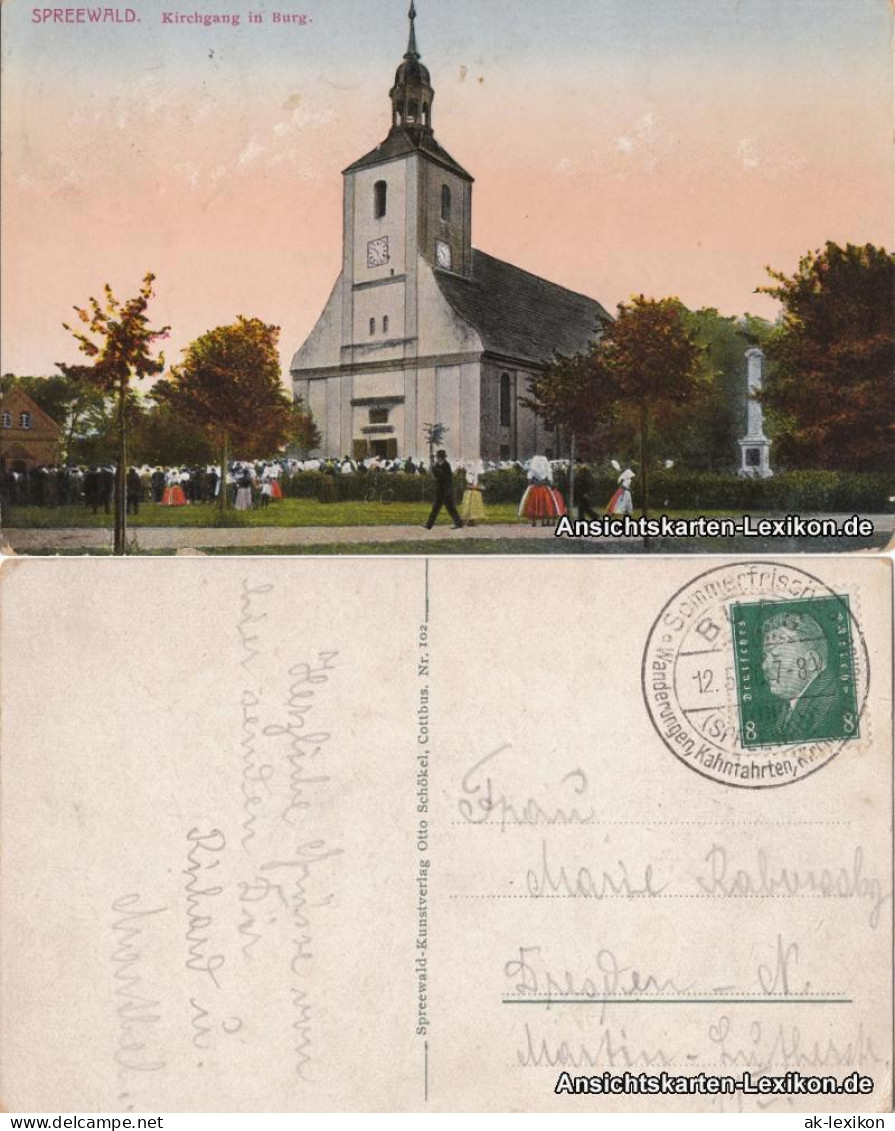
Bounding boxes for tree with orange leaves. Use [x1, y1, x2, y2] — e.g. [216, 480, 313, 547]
[57, 272, 169, 554]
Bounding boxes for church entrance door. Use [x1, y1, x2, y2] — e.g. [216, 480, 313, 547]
[369, 439, 398, 460]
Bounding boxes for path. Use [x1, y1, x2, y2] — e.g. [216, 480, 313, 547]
[3, 514, 892, 553]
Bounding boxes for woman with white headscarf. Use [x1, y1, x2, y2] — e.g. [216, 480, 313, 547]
[161, 467, 188, 506]
[518, 455, 567, 526]
[458, 460, 487, 526]
[606, 467, 635, 515]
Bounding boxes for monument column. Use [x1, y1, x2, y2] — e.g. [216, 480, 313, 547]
[738, 347, 773, 478]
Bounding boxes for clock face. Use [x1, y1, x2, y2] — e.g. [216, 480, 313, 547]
[367, 236, 389, 268]
[435, 240, 452, 269]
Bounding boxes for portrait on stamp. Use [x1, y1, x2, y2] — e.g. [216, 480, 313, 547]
[732, 597, 860, 749]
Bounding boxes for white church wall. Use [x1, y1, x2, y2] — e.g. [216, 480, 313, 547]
[353, 282, 406, 352]
[291, 275, 343, 372]
[325, 378, 342, 457]
[458, 362, 481, 463]
[435, 365, 461, 457]
[307, 379, 329, 446]
[353, 371, 405, 400]
[415, 366, 436, 456]
[416, 257, 483, 358]
[350, 163, 409, 283]
[430, 362, 482, 463]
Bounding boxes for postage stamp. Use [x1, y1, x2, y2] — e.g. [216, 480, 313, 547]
[641, 561, 869, 789]
[730, 595, 860, 749]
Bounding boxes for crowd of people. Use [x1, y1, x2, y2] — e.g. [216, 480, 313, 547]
[1, 455, 525, 507]
[1, 454, 638, 523]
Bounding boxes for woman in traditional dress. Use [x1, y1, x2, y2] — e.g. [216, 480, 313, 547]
[606, 467, 635, 515]
[518, 455, 567, 526]
[235, 467, 255, 511]
[161, 466, 188, 506]
[458, 460, 487, 526]
[260, 463, 283, 501]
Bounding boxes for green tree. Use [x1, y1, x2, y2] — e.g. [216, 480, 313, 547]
[285, 401, 322, 459]
[130, 400, 216, 467]
[423, 422, 448, 468]
[154, 316, 292, 512]
[521, 343, 617, 462]
[758, 242, 894, 471]
[57, 273, 168, 553]
[1, 372, 109, 464]
[661, 309, 773, 472]
[599, 296, 705, 519]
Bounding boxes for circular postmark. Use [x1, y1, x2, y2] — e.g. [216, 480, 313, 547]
[641, 561, 869, 788]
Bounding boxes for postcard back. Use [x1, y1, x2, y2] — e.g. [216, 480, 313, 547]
[0, 556, 891, 1112]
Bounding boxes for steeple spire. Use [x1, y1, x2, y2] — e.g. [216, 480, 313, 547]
[406, 2, 418, 60]
[390, 1, 434, 135]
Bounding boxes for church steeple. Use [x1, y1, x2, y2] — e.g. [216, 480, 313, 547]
[390, 2, 434, 135]
[406, 0, 418, 57]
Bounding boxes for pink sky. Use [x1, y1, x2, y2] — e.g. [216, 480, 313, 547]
[1, 0, 891, 383]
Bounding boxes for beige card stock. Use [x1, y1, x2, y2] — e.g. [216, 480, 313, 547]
[0, 556, 892, 1113]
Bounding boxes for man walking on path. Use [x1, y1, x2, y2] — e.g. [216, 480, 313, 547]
[424, 449, 464, 530]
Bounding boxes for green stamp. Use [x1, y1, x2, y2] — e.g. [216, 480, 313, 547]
[730, 595, 860, 748]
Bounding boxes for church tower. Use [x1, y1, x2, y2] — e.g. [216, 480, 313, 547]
[339, 2, 473, 352]
[292, 4, 608, 465]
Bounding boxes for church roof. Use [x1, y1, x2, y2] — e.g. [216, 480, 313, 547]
[434, 250, 611, 365]
[343, 127, 473, 182]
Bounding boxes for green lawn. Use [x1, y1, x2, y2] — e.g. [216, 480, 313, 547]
[2, 499, 520, 528]
[2, 500, 840, 530]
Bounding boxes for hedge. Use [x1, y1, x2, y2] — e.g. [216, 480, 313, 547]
[275, 467, 892, 512]
[280, 470, 440, 503]
[571, 469, 892, 512]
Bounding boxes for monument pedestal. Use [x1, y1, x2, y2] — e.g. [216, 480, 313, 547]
[738, 437, 772, 478]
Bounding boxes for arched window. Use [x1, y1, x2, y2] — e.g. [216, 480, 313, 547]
[19, 411, 32, 430]
[423, 102, 430, 127]
[374, 180, 387, 220]
[369, 317, 376, 336]
[1, 411, 10, 429]
[383, 315, 389, 334]
[441, 184, 451, 221]
[499, 373, 511, 427]
[408, 99, 418, 123]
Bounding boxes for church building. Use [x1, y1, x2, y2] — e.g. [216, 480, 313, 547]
[291, 4, 610, 464]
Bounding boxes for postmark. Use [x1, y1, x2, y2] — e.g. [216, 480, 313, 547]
[641, 562, 869, 788]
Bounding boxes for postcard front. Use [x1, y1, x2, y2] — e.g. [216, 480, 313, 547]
[0, 555, 891, 1112]
[2, 0, 892, 555]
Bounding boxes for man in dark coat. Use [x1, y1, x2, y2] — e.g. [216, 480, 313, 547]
[424, 450, 463, 530]
[574, 464, 601, 521]
[98, 467, 114, 514]
[126, 467, 142, 515]
[84, 468, 98, 512]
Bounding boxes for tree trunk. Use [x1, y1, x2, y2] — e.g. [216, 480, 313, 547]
[568, 432, 576, 517]
[114, 377, 127, 556]
[640, 402, 651, 549]
[218, 431, 229, 514]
